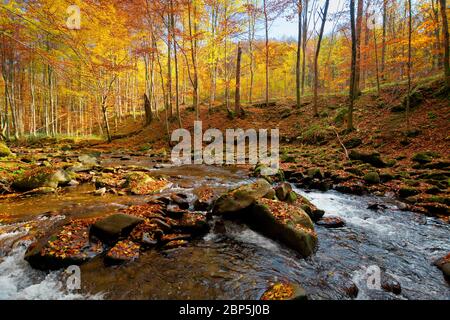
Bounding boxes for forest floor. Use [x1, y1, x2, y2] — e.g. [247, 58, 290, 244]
[1, 76, 449, 220]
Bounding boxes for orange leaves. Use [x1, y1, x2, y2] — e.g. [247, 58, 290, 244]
[107, 240, 140, 261]
[42, 218, 103, 260]
[261, 283, 295, 300]
[122, 203, 165, 219]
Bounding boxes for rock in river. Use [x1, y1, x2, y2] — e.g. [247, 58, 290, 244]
[12, 167, 71, 192]
[248, 199, 317, 257]
[90, 214, 144, 245]
[25, 219, 104, 270]
[212, 179, 272, 217]
[316, 216, 346, 229]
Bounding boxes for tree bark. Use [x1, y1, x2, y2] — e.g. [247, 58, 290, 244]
[235, 43, 242, 115]
[264, 0, 270, 107]
[313, 0, 329, 116]
[355, 0, 364, 96]
[440, 0, 450, 87]
[296, 1, 302, 108]
[348, 0, 357, 131]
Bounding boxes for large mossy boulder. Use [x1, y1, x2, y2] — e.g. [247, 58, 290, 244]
[0, 142, 12, 157]
[212, 179, 273, 217]
[90, 214, 144, 245]
[349, 150, 387, 168]
[12, 167, 71, 192]
[248, 199, 317, 257]
[364, 172, 381, 184]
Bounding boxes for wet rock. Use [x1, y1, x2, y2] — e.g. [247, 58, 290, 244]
[23, 187, 57, 195]
[249, 199, 317, 257]
[344, 281, 359, 299]
[162, 240, 189, 250]
[292, 196, 325, 223]
[381, 276, 402, 295]
[316, 216, 346, 229]
[367, 203, 387, 211]
[253, 164, 285, 182]
[165, 204, 186, 219]
[172, 212, 209, 236]
[364, 172, 380, 185]
[349, 150, 387, 168]
[78, 154, 99, 166]
[260, 283, 307, 301]
[213, 179, 272, 217]
[12, 167, 71, 192]
[170, 193, 190, 210]
[335, 182, 368, 195]
[94, 187, 107, 196]
[193, 186, 217, 211]
[419, 203, 450, 216]
[90, 214, 144, 245]
[441, 263, 450, 279]
[25, 219, 104, 270]
[274, 182, 293, 201]
[105, 240, 140, 265]
[124, 172, 169, 195]
[213, 220, 227, 234]
[0, 142, 12, 157]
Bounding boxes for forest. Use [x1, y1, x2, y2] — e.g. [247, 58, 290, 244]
[0, 0, 449, 302]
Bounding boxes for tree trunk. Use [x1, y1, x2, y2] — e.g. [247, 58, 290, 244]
[235, 43, 242, 116]
[301, 0, 308, 95]
[381, 0, 387, 81]
[296, 2, 302, 108]
[406, 0, 412, 133]
[355, 0, 364, 96]
[313, 0, 329, 116]
[348, 0, 357, 131]
[171, 0, 182, 127]
[440, 0, 450, 87]
[263, 0, 269, 107]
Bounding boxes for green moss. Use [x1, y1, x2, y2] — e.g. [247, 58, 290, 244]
[364, 172, 380, 184]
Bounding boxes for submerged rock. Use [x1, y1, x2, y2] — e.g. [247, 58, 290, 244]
[248, 199, 317, 257]
[90, 214, 144, 245]
[12, 167, 71, 192]
[316, 216, 346, 229]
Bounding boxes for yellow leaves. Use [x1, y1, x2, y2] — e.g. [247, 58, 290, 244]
[261, 283, 295, 300]
[107, 240, 140, 260]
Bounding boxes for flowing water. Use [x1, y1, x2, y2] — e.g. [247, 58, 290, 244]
[0, 161, 448, 300]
